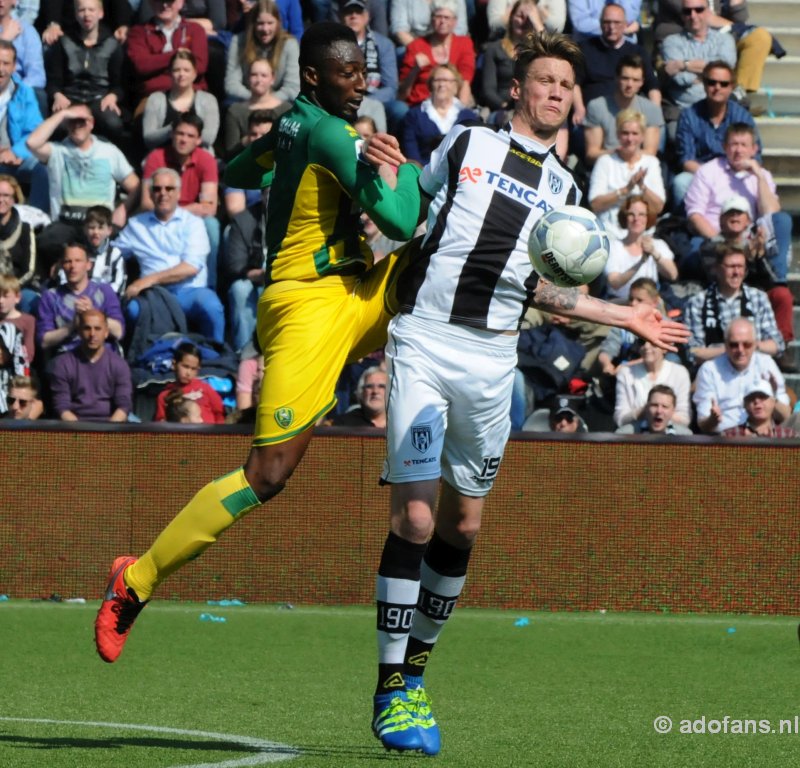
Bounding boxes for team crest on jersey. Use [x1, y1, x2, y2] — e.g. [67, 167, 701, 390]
[411, 424, 433, 454]
[274, 407, 294, 429]
[548, 169, 563, 195]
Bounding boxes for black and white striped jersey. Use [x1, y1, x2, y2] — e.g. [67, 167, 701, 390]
[396, 123, 581, 332]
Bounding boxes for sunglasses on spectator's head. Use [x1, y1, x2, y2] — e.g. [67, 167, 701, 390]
[682, 6, 706, 14]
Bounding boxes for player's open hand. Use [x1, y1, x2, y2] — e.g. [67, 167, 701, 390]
[628, 303, 690, 352]
[362, 133, 406, 170]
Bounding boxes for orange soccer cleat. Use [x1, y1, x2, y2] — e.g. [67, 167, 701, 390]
[94, 556, 147, 663]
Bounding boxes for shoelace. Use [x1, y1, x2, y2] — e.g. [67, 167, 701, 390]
[110, 592, 144, 633]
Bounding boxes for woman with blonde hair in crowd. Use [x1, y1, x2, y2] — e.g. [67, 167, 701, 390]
[402, 64, 478, 165]
[486, 0, 566, 39]
[225, 0, 300, 103]
[223, 57, 291, 158]
[588, 108, 665, 239]
[143, 50, 220, 151]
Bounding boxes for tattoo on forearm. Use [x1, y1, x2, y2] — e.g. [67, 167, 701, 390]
[535, 282, 579, 312]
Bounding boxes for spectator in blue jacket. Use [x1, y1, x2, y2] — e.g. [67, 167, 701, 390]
[0, 41, 47, 212]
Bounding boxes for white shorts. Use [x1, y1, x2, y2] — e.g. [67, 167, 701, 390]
[381, 313, 517, 496]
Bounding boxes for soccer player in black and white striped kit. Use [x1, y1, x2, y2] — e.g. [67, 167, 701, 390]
[368, 31, 689, 755]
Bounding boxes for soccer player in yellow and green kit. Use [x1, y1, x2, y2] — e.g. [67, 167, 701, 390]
[94, 19, 420, 689]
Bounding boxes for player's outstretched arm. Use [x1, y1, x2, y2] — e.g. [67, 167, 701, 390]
[531, 279, 690, 352]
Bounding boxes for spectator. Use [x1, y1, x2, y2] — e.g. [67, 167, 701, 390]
[26, 103, 140, 273]
[115, 168, 225, 344]
[549, 396, 588, 433]
[141, 112, 220, 290]
[126, 0, 209, 104]
[0, 41, 46, 214]
[0, 272, 34, 361]
[222, 58, 290, 159]
[332, 365, 387, 427]
[401, 63, 478, 166]
[573, 3, 660, 127]
[235, 337, 264, 413]
[697, 195, 794, 364]
[341, 0, 405, 131]
[153, 340, 225, 423]
[223, 109, 273, 218]
[37, 241, 125, 355]
[14, 1, 39, 28]
[684, 122, 792, 288]
[722, 380, 797, 437]
[588, 109, 665, 239]
[3, 372, 42, 419]
[39, 0, 133, 45]
[693, 316, 789, 433]
[45, 0, 127, 143]
[225, 0, 300, 103]
[0, 0, 44, 92]
[684, 245, 783, 366]
[583, 55, 663, 165]
[659, 0, 736, 131]
[616, 384, 693, 434]
[614, 340, 691, 427]
[603, 196, 677, 301]
[49, 308, 132, 421]
[163, 387, 205, 422]
[0, 321, 27, 414]
[390, 0, 469, 46]
[57, 205, 127, 298]
[671, 60, 757, 207]
[481, 0, 544, 124]
[397, 0, 475, 109]
[567, 0, 640, 42]
[227, 0, 304, 38]
[0, 174, 37, 302]
[142, 49, 220, 152]
[486, 0, 565, 39]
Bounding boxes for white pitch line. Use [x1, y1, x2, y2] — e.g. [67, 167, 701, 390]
[0, 717, 299, 767]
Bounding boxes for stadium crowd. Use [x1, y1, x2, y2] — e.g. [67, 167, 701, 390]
[0, 0, 797, 436]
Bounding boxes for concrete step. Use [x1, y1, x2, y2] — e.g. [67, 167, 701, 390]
[763, 28, 800, 57]
[750, 89, 800, 117]
[749, 0, 800, 28]
[762, 148, 800, 176]
[774, 177, 800, 213]
[755, 116, 800, 146]
[762, 56, 800, 89]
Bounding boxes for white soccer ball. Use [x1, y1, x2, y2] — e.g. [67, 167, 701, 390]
[528, 205, 610, 288]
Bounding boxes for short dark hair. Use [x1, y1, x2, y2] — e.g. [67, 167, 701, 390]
[248, 108, 277, 128]
[616, 54, 644, 76]
[173, 341, 202, 364]
[648, 384, 676, 406]
[0, 40, 16, 62]
[84, 205, 113, 228]
[171, 111, 204, 136]
[715, 243, 747, 264]
[63, 240, 90, 258]
[724, 122, 757, 145]
[513, 30, 584, 84]
[702, 59, 735, 82]
[299, 22, 358, 72]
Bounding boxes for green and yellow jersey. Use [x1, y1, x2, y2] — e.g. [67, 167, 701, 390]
[225, 95, 421, 283]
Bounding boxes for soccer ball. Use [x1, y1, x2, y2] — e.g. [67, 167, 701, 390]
[528, 205, 610, 287]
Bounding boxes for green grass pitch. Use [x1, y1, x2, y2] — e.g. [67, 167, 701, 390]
[1, 602, 799, 767]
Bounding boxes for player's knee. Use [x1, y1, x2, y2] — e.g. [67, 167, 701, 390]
[243, 455, 293, 502]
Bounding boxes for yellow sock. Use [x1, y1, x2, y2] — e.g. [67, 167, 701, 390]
[124, 467, 261, 601]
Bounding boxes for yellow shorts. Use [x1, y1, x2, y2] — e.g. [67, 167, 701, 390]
[252, 240, 416, 446]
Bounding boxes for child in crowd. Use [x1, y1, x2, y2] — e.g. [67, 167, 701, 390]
[153, 341, 225, 424]
[57, 207, 127, 297]
[164, 389, 205, 424]
[0, 321, 28, 415]
[0, 274, 35, 363]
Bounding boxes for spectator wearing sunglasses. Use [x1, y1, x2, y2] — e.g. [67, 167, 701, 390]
[658, 0, 736, 134]
[3, 373, 42, 419]
[693, 316, 789, 434]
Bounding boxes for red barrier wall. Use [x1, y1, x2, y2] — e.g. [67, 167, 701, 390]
[1, 426, 798, 613]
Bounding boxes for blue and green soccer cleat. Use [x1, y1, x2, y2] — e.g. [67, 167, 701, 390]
[372, 692, 423, 753]
[405, 679, 441, 756]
